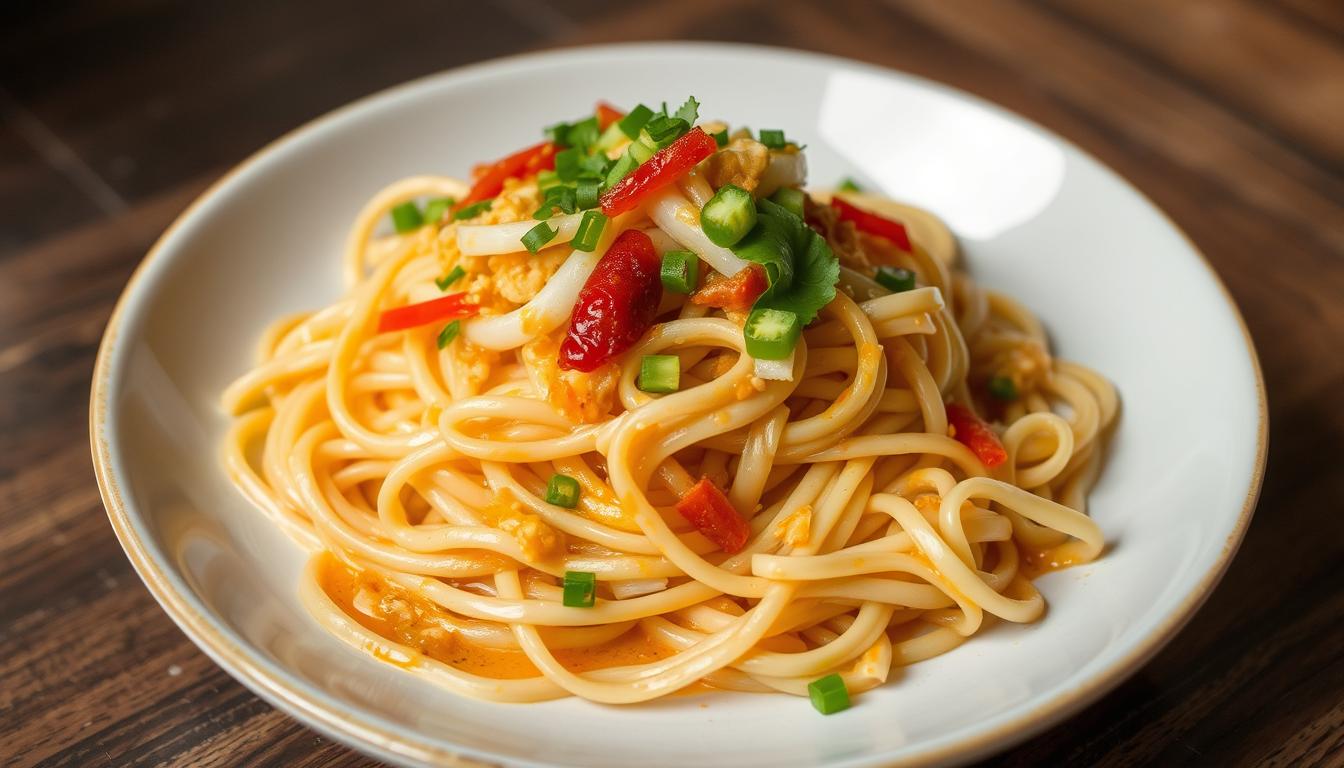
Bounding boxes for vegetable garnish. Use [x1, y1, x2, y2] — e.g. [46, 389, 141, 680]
[675, 477, 750, 554]
[571, 210, 607, 253]
[988, 375, 1019, 401]
[660, 250, 699, 295]
[456, 141, 556, 212]
[436, 320, 461, 349]
[376, 293, 480, 334]
[711, 128, 729, 148]
[435, 265, 466, 291]
[423, 197, 454, 224]
[874, 266, 916, 293]
[837, 177, 862, 192]
[546, 474, 582, 508]
[700, 184, 757, 247]
[559, 229, 663, 372]
[831, 196, 912, 252]
[452, 199, 494, 221]
[562, 570, 597, 608]
[522, 221, 558, 254]
[733, 198, 840, 327]
[617, 104, 655, 140]
[576, 181, 601, 210]
[758, 128, 787, 149]
[390, 201, 424, 233]
[690, 263, 768, 313]
[808, 674, 851, 715]
[637, 355, 680, 394]
[946, 403, 1008, 468]
[600, 127, 718, 216]
[769, 187, 805, 219]
[744, 307, 802, 360]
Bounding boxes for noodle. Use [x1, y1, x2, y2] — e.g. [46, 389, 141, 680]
[223, 105, 1116, 706]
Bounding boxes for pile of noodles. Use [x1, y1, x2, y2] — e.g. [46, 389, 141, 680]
[222, 166, 1116, 704]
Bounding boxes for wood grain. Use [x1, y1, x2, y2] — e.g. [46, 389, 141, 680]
[2, 1, 1341, 766]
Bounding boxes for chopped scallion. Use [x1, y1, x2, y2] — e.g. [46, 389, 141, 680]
[605, 153, 637, 189]
[571, 210, 607, 252]
[436, 320, 461, 349]
[562, 570, 597, 607]
[435, 265, 466, 291]
[660, 250, 699, 294]
[522, 221, 558, 254]
[770, 187, 806, 218]
[758, 129, 787, 149]
[808, 673, 851, 715]
[637, 355, 681, 394]
[988, 375, 1019, 401]
[711, 129, 729, 148]
[555, 147, 582, 182]
[390, 201, 423, 233]
[838, 177, 862, 192]
[537, 170, 562, 191]
[546, 474, 581, 509]
[744, 307, 802, 360]
[422, 197, 454, 224]
[874, 266, 916, 293]
[643, 115, 689, 148]
[452, 199, 493, 221]
[700, 184, 757, 247]
[617, 104, 655, 139]
[576, 181, 601, 210]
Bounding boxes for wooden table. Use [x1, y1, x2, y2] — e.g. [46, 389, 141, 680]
[3, 1, 1342, 765]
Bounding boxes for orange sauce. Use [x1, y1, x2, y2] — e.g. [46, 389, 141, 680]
[1016, 543, 1084, 578]
[316, 554, 675, 678]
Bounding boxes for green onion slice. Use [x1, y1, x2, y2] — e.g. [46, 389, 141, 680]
[617, 104, 655, 139]
[571, 210, 607, 253]
[546, 474, 581, 508]
[435, 265, 466, 291]
[838, 177, 862, 192]
[758, 129, 787, 149]
[562, 570, 597, 608]
[808, 673, 851, 715]
[988, 375, 1019, 401]
[712, 129, 729, 148]
[576, 181, 601, 210]
[770, 187, 806, 218]
[700, 184, 757, 248]
[660, 250, 699, 294]
[637, 355, 681, 394]
[744, 307, 802, 360]
[452, 199, 493, 221]
[874, 266, 916, 293]
[390, 201, 423, 233]
[436, 320, 461, 350]
[422, 197, 454, 224]
[522, 221, 558, 254]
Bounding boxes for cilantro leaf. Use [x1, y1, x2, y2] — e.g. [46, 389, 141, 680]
[731, 198, 838, 325]
[673, 95, 700, 126]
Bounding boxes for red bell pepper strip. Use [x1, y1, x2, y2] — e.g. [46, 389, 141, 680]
[457, 141, 557, 210]
[600, 127, 718, 217]
[690, 263, 767, 313]
[831, 196, 912, 252]
[676, 477, 750, 554]
[946, 403, 1008, 468]
[595, 102, 624, 131]
[376, 293, 480, 334]
[558, 229, 663, 372]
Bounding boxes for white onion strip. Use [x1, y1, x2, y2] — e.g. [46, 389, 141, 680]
[646, 188, 751, 278]
[457, 213, 584, 256]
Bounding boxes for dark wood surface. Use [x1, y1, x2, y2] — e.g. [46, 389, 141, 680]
[3, 1, 1342, 766]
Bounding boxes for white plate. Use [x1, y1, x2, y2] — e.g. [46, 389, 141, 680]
[91, 43, 1266, 767]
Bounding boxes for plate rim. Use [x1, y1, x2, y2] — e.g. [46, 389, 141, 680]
[88, 40, 1268, 768]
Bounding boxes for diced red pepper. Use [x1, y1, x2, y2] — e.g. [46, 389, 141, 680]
[690, 264, 768, 313]
[458, 141, 557, 210]
[600, 127, 719, 217]
[676, 477, 750, 554]
[831, 196, 912, 252]
[595, 102, 624, 131]
[946, 403, 1008, 468]
[558, 229, 663, 372]
[376, 293, 480, 334]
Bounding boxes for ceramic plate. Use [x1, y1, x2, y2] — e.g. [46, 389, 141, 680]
[91, 43, 1266, 767]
